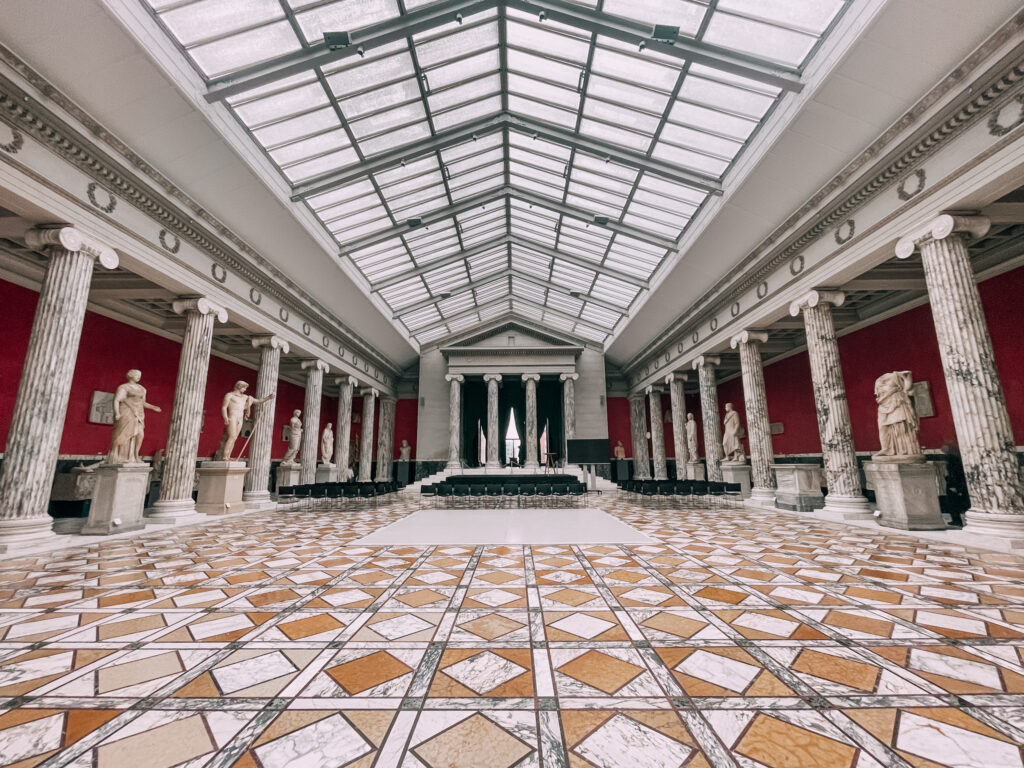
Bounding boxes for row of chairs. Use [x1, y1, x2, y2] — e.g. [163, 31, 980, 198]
[421, 482, 589, 508]
[278, 481, 399, 508]
[618, 479, 743, 508]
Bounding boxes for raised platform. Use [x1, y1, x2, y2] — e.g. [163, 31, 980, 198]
[441, 473, 579, 485]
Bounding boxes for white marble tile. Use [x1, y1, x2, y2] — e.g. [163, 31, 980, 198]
[915, 611, 987, 635]
[0, 712, 64, 765]
[896, 712, 1022, 768]
[370, 615, 434, 640]
[549, 613, 616, 639]
[575, 713, 692, 768]
[255, 714, 372, 768]
[731, 612, 799, 637]
[675, 650, 760, 692]
[187, 614, 254, 640]
[469, 589, 522, 607]
[212, 651, 296, 694]
[619, 588, 671, 605]
[444, 651, 528, 694]
[908, 649, 1003, 688]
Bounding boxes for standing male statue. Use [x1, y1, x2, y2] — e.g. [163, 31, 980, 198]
[214, 381, 275, 461]
[281, 410, 303, 464]
[722, 403, 745, 461]
[685, 412, 700, 459]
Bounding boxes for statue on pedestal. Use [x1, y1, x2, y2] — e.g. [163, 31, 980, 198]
[398, 439, 412, 462]
[321, 423, 335, 465]
[722, 403, 745, 461]
[685, 412, 699, 459]
[874, 371, 922, 460]
[214, 381, 275, 461]
[281, 410, 302, 464]
[107, 369, 162, 465]
[613, 440, 626, 459]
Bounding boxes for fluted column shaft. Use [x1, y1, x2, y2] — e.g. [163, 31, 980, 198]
[897, 215, 1024, 534]
[629, 393, 651, 480]
[561, 373, 577, 467]
[152, 298, 227, 518]
[0, 227, 118, 549]
[484, 374, 502, 469]
[299, 360, 328, 484]
[375, 397, 396, 482]
[243, 336, 287, 504]
[666, 373, 689, 476]
[446, 374, 464, 471]
[523, 374, 540, 470]
[694, 357, 723, 482]
[358, 389, 377, 482]
[732, 332, 776, 501]
[335, 377, 356, 481]
[647, 386, 668, 480]
[790, 291, 869, 517]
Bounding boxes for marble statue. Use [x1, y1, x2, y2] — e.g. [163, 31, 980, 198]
[321, 423, 334, 465]
[398, 439, 411, 461]
[281, 410, 302, 464]
[685, 412, 699, 458]
[107, 369, 162, 465]
[722, 402, 745, 461]
[874, 370, 922, 458]
[214, 381, 275, 461]
[613, 440, 626, 459]
[151, 448, 165, 480]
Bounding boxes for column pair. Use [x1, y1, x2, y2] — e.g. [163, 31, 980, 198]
[0, 226, 119, 551]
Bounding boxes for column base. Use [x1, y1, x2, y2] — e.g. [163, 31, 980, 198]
[0, 516, 59, 553]
[484, 461, 501, 471]
[242, 490, 278, 512]
[747, 487, 777, 508]
[523, 461, 540, 471]
[445, 460, 463, 473]
[962, 509, 1024, 545]
[653, 470, 669, 481]
[145, 498, 204, 525]
[816, 494, 873, 521]
[82, 463, 151, 536]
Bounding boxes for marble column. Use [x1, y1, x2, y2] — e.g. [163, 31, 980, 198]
[897, 215, 1024, 537]
[693, 356, 724, 482]
[789, 290, 870, 519]
[561, 373, 578, 467]
[731, 331, 776, 503]
[647, 385, 668, 480]
[357, 388, 378, 482]
[523, 373, 541, 470]
[298, 360, 329, 484]
[242, 336, 289, 509]
[0, 226, 118, 551]
[629, 392, 651, 480]
[484, 374, 502, 470]
[375, 396, 396, 482]
[334, 376, 357, 481]
[665, 373, 689, 476]
[149, 297, 228, 521]
[445, 374, 464, 472]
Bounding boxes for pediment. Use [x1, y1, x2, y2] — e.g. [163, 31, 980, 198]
[444, 321, 583, 351]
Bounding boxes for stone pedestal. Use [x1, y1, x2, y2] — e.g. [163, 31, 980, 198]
[396, 461, 412, 486]
[196, 461, 247, 515]
[316, 464, 339, 483]
[774, 464, 824, 512]
[276, 462, 301, 490]
[686, 461, 706, 481]
[864, 460, 946, 531]
[613, 459, 630, 482]
[82, 464, 151, 535]
[721, 461, 752, 498]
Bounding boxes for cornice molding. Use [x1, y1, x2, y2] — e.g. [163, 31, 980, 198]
[624, 14, 1024, 378]
[0, 44, 398, 380]
[441, 346, 582, 359]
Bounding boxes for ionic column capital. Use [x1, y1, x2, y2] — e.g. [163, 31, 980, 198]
[664, 371, 687, 385]
[25, 225, 119, 269]
[445, 373, 465, 383]
[895, 214, 991, 259]
[251, 335, 290, 354]
[172, 296, 228, 323]
[522, 373, 541, 383]
[483, 374, 503, 383]
[692, 355, 721, 370]
[789, 290, 844, 317]
[359, 387, 379, 399]
[644, 384, 664, 395]
[301, 358, 330, 374]
[559, 373, 579, 382]
[335, 375, 358, 390]
[730, 330, 769, 348]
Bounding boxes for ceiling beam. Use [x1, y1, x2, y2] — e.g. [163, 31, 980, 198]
[507, 268, 625, 314]
[504, 0, 803, 93]
[204, 0, 499, 102]
[370, 234, 509, 291]
[841, 278, 927, 292]
[290, 112, 722, 202]
[507, 234, 649, 287]
[411, 294, 511, 336]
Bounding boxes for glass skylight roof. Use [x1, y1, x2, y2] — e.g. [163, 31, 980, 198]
[143, 0, 849, 348]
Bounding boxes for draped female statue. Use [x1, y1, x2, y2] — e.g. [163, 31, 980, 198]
[108, 369, 161, 464]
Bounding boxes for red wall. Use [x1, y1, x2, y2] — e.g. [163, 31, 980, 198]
[605, 392, 705, 459]
[0, 279, 341, 461]
[606, 264, 1024, 457]
[394, 398, 417, 459]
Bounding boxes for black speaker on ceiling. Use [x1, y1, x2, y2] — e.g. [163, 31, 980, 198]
[324, 31, 351, 50]
[652, 25, 679, 43]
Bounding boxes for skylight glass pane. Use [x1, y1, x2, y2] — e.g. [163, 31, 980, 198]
[161, 0, 283, 47]
[252, 107, 339, 148]
[439, 292, 476, 315]
[579, 118, 651, 152]
[427, 50, 501, 89]
[380, 277, 429, 309]
[292, 0, 401, 45]
[546, 292, 584, 315]
[657, 123, 744, 161]
[326, 52, 416, 98]
[475, 278, 509, 304]
[402, 305, 442, 330]
[415, 22, 499, 67]
[551, 262, 594, 293]
[506, 49, 582, 88]
[432, 96, 503, 131]
[512, 301, 543, 321]
[585, 75, 671, 114]
[424, 264, 469, 294]
[448, 313, 481, 332]
[232, 81, 326, 126]
[704, 12, 817, 68]
[468, 250, 506, 281]
[678, 75, 776, 119]
[667, 101, 757, 141]
[573, 323, 608, 342]
[717, 0, 844, 34]
[415, 326, 449, 343]
[189, 21, 299, 78]
[479, 302, 509, 321]
[591, 46, 679, 91]
[507, 94, 578, 129]
[506, 20, 590, 62]
[428, 75, 501, 111]
[592, 274, 640, 307]
[601, 0, 706, 35]
[341, 79, 421, 120]
[269, 128, 351, 166]
[280, 148, 360, 182]
[581, 303, 622, 327]
[510, 246, 552, 273]
[357, 122, 432, 155]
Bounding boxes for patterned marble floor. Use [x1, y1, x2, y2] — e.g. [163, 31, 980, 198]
[2, 494, 1024, 768]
